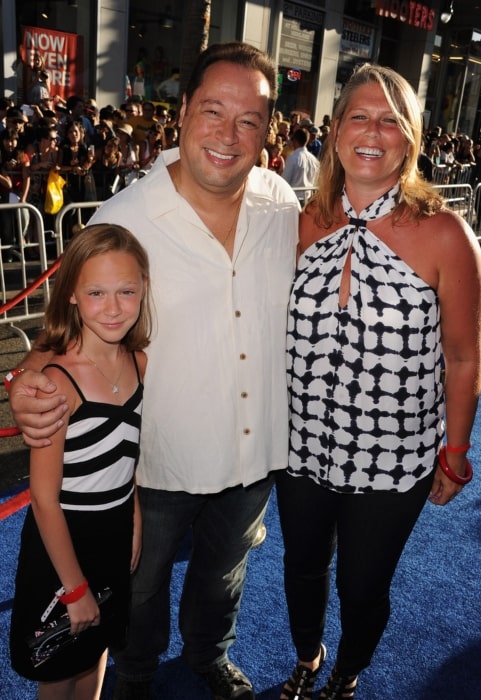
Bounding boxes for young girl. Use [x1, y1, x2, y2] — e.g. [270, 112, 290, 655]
[10, 223, 152, 699]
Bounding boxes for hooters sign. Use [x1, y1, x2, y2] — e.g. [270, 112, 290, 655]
[376, 0, 436, 31]
[22, 26, 84, 100]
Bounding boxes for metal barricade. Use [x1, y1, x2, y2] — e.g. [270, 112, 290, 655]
[432, 164, 451, 185]
[0, 202, 51, 349]
[52, 200, 103, 255]
[292, 186, 318, 205]
[0, 169, 145, 351]
[433, 183, 474, 226]
[473, 182, 481, 240]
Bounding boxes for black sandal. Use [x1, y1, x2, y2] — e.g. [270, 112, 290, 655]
[280, 643, 327, 699]
[318, 668, 358, 699]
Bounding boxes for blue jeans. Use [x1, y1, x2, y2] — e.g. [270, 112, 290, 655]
[113, 475, 274, 680]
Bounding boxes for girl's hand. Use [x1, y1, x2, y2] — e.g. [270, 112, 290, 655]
[66, 587, 100, 635]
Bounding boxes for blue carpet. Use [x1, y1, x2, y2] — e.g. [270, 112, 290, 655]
[2, 411, 481, 699]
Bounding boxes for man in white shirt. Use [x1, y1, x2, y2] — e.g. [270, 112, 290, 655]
[282, 127, 320, 204]
[8, 42, 299, 700]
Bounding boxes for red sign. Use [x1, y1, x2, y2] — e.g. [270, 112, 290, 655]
[375, 0, 436, 31]
[287, 69, 302, 82]
[21, 26, 84, 100]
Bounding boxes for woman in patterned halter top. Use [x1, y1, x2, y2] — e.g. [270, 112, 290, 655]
[278, 64, 481, 700]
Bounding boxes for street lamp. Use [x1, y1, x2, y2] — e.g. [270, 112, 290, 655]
[440, 0, 454, 24]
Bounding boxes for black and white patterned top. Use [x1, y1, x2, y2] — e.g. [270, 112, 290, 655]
[287, 185, 444, 493]
[44, 361, 143, 510]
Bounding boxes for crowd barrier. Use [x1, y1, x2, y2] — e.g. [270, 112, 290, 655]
[1, 202, 51, 349]
[1, 180, 481, 349]
[52, 200, 103, 255]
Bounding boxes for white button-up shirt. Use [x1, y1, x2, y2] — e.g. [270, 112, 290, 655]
[90, 149, 299, 493]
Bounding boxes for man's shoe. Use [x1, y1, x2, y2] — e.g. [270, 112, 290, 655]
[252, 523, 267, 548]
[199, 661, 255, 699]
[112, 677, 153, 700]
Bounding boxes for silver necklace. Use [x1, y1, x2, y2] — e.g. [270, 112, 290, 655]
[82, 348, 126, 393]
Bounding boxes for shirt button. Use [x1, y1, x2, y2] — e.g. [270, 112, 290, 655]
[232, 270, 237, 277]
[243, 428, 251, 435]
[235, 310, 241, 318]
[241, 392, 248, 398]
[240, 353, 246, 360]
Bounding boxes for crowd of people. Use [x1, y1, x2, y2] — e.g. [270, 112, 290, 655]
[2, 71, 481, 252]
[4, 41, 481, 700]
[418, 125, 481, 184]
[0, 91, 179, 252]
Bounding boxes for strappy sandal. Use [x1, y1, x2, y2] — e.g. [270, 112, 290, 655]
[318, 668, 358, 699]
[280, 643, 327, 700]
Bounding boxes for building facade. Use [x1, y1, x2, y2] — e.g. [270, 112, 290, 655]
[1, 0, 481, 138]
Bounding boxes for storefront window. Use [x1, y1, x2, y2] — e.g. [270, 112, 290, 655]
[276, 1, 323, 119]
[336, 18, 377, 94]
[127, 1, 185, 103]
[456, 63, 481, 136]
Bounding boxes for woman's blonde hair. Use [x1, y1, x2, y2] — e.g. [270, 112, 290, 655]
[312, 63, 444, 227]
[40, 224, 152, 354]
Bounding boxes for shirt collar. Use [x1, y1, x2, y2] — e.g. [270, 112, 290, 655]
[142, 148, 283, 220]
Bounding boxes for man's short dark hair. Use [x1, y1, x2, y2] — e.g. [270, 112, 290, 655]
[293, 127, 309, 148]
[185, 42, 278, 117]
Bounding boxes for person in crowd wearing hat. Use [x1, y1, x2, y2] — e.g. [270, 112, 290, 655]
[5, 108, 28, 148]
[299, 117, 313, 130]
[91, 109, 117, 160]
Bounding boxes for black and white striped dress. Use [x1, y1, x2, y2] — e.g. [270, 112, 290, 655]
[10, 360, 143, 681]
[287, 185, 444, 494]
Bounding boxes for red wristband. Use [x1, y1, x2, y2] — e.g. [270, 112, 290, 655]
[438, 446, 473, 485]
[4, 368, 26, 392]
[445, 442, 471, 453]
[58, 579, 89, 605]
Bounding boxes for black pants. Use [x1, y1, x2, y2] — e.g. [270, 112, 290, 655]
[276, 469, 434, 675]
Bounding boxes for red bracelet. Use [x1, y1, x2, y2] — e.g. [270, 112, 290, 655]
[438, 446, 473, 485]
[445, 442, 471, 453]
[4, 368, 26, 392]
[57, 579, 89, 605]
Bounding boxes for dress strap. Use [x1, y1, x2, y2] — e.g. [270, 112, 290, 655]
[43, 363, 86, 402]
